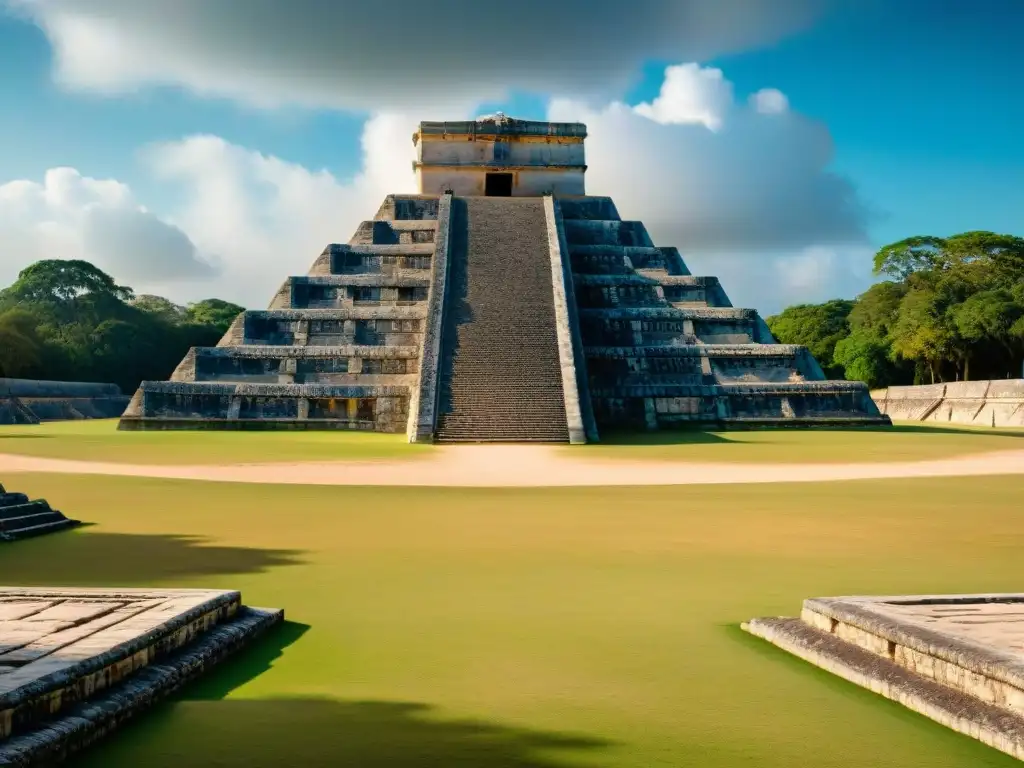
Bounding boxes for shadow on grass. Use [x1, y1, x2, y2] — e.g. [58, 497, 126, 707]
[590, 430, 738, 447]
[887, 425, 1024, 438]
[77, 697, 611, 768]
[0, 531, 303, 585]
[76, 618, 612, 767]
[585, 423, 1024, 447]
[186, 619, 311, 701]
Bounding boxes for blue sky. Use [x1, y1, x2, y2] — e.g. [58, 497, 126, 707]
[0, 1, 1021, 311]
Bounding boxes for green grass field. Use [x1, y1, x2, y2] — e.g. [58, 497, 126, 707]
[2, 420, 1022, 466]
[4, 472, 1023, 767]
[576, 423, 1024, 464]
[0, 420, 431, 464]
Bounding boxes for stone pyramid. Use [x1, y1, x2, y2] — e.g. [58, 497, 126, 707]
[120, 117, 888, 441]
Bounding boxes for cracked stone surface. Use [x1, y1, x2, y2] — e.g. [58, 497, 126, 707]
[0, 586, 282, 765]
[869, 599, 1024, 657]
[0, 587, 237, 697]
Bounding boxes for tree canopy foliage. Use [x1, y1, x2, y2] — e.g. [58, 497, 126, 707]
[0, 260, 245, 393]
[769, 231, 1024, 387]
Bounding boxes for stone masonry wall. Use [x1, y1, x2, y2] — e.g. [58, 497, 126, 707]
[872, 380, 1024, 427]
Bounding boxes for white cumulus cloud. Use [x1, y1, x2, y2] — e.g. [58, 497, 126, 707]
[550, 63, 872, 312]
[749, 87, 790, 115]
[5, 0, 837, 110]
[634, 63, 735, 130]
[0, 167, 214, 292]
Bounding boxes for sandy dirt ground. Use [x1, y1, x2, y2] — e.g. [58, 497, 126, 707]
[1, 445, 1023, 487]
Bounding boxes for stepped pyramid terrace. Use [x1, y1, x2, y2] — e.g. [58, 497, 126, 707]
[120, 114, 889, 441]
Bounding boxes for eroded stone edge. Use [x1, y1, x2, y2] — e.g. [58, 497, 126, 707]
[805, 597, 1024, 693]
[407, 192, 452, 443]
[545, 196, 591, 444]
[743, 617, 1024, 762]
[0, 607, 283, 766]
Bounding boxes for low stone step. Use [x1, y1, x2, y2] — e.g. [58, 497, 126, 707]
[0, 517, 79, 541]
[0, 500, 52, 519]
[0, 510, 67, 532]
[436, 431, 569, 440]
[445, 402, 566, 409]
[436, 438, 568, 443]
[0, 490, 81, 543]
[445, 378, 563, 384]
[436, 424, 568, 430]
[437, 420, 568, 429]
[438, 423, 568, 430]
[438, 412, 569, 420]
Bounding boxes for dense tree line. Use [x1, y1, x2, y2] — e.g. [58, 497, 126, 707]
[767, 231, 1024, 387]
[0, 260, 245, 394]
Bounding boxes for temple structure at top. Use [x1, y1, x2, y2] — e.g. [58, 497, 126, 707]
[414, 113, 587, 197]
[120, 115, 889, 440]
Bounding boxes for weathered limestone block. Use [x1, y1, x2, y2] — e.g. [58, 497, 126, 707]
[745, 594, 1024, 762]
[407, 194, 453, 443]
[873, 380, 1024, 427]
[545, 195, 591, 444]
[120, 382, 411, 431]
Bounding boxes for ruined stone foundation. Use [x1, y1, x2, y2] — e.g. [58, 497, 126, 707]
[121, 194, 888, 439]
[0, 379, 129, 424]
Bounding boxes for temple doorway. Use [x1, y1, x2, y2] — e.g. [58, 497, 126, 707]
[485, 173, 513, 196]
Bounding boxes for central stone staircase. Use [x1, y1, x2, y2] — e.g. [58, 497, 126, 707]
[435, 197, 570, 442]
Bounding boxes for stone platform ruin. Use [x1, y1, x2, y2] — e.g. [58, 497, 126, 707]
[0, 483, 79, 543]
[0, 379, 130, 425]
[0, 587, 282, 765]
[120, 115, 889, 441]
[745, 595, 1024, 761]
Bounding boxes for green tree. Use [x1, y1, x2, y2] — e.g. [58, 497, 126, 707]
[833, 331, 894, 389]
[873, 232, 1024, 283]
[0, 260, 133, 309]
[0, 259, 248, 393]
[873, 236, 947, 280]
[132, 294, 187, 323]
[846, 281, 906, 336]
[832, 282, 913, 388]
[185, 298, 245, 331]
[951, 289, 1024, 379]
[765, 299, 854, 377]
[888, 280, 966, 384]
[943, 231, 1024, 283]
[0, 309, 43, 378]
